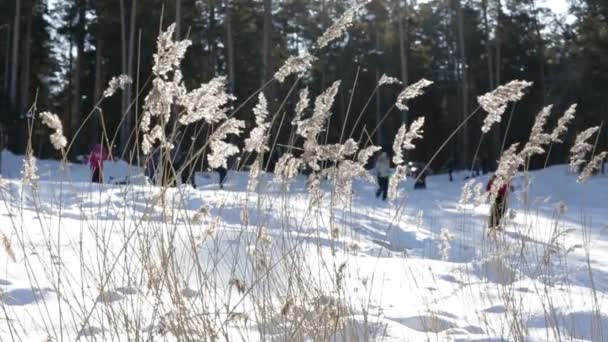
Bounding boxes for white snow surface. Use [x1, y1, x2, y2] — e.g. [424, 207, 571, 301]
[0, 150, 607, 341]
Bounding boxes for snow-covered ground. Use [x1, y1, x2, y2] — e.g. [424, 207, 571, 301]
[0, 150, 607, 341]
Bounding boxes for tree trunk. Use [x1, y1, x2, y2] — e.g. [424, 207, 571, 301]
[67, 18, 73, 138]
[9, 0, 21, 113]
[119, 0, 128, 150]
[209, 0, 217, 73]
[492, 0, 502, 169]
[457, 0, 469, 169]
[375, 25, 383, 146]
[70, 0, 86, 155]
[4, 28, 11, 101]
[495, 0, 501, 87]
[483, 0, 499, 168]
[531, 3, 546, 104]
[482, 0, 494, 89]
[261, 0, 272, 87]
[225, 0, 235, 94]
[19, 1, 32, 113]
[176, 0, 181, 40]
[92, 33, 104, 143]
[397, 0, 409, 125]
[124, 0, 137, 152]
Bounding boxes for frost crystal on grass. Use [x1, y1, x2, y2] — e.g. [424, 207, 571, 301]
[479, 80, 532, 133]
[403, 117, 425, 150]
[578, 151, 607, 183]
[459, 180, 486, 207]
[208, 118, 245, 169]
[439, 228, 454, 261]
[392, 117, 425, 165]
[520, 105, 553, 158]
[274, 52, 317, 83]
[292, 88, 310, 125]
[40, 111, 63, 134]
[142, 125, 170, 155]
[103, 75, 132, 98]
[244, 93, 270, 153]
[247, 160, 261, 193]
[190, 206, 209, 225]
[179, 76, 234, 125]
[208, 141, 240, 170]
[549, 104, 576, 143]
[330, 145, 380, 205]
[295, 81, 341, 143]
[22, 153, 39, 189]
[357, 145, 381, 175]
[140, 76, 184, 152]
[325, 162, 358, 206]
[49, 133, 68, 151]
[389, 117, 425, 201]
[459, 180, 476, 207]
[315, 139, 358, 161]
[395, 79, 433, 111]
[316, 1, 370, 49]
[490, 143, 524, 200]
[140, 83, 165, 133]
[40, 111, 67, 150]
[388, 165, 407, 201]
[378, 74, 402, 87]
[152, 23, 192, 78]
[392, 126, 407, 165]
[140, 24, 191, 154]
[307, 173, 323, 205]
[273, 153, 302, 184]
[295, 82, 341, 171]
[569, 126, 600, 173]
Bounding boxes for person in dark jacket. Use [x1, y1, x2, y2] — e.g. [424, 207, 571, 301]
[159, 148, 180, 187]
[413, 167, 427, 189]
[445, 158, 455, 182]
[176, 151, 197, 188]
[472, 157, 481, 177]
[374, 152, 390, 200]
[145, 147, 161, 185]
[487, 175, 510, 230]
[481, 154, 490, 175]
[217, 166, 227, 189]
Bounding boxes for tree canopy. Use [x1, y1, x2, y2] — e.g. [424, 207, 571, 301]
[0, 0, 605, 170]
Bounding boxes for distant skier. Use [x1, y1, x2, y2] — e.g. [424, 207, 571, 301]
[88, 144, 111, 183]
[486, 175, 511, 230]
[472, 157, 481, 177]
[374, 152, 390, 200]
[413, 165, 427, 190]
[152, 147, 180, 187]
[445, 158, 455, 182]
[481, 154, 490, 175]
[177, 151, 196, 188]
[217, 166, 227, 189]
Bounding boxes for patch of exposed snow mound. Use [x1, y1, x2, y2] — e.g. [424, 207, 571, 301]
[473, 256, 517, 285]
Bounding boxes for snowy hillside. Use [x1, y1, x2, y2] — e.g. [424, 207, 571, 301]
[0, 150, 607, 341]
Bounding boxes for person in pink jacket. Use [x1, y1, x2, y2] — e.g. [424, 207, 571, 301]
[88, 144, 112, 183]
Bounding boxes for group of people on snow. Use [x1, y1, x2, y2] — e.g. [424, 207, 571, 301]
[89, 141, 512, 230]
[372, 150, 510, 231]
[86, 144, 226, 189]
[144, 147, 197, 188]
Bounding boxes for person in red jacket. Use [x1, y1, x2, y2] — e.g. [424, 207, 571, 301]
[88, 144, 112, 183]
[486, 175, 510, 230]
